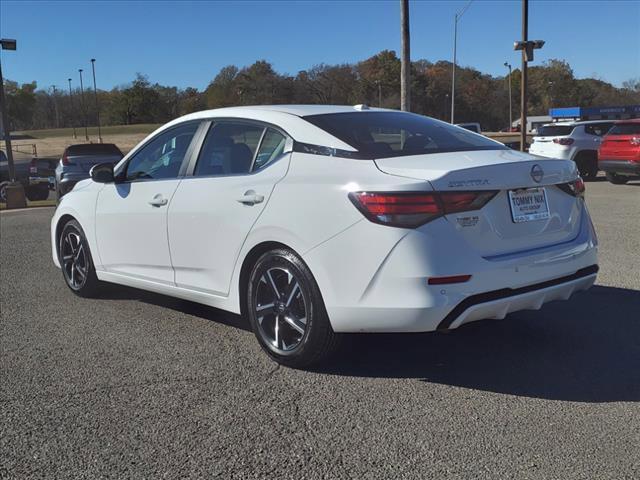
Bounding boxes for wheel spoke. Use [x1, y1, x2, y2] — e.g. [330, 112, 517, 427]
[265, 270, 281, 300]
[284, 281, 300, 308]
[74, 243, 84, 261]
[70, 263, 76, 285]
[283, 315, 305, 335]
[75, 264, 86, 281]
[273, 315, 281, 348]
[62, 254, 74, 265]
[256, 303, 275, 314]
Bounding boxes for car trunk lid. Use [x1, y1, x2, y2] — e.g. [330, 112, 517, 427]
[374, 149, 583, 257]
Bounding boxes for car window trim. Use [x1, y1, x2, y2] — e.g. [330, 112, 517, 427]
[115, 120, 203, 184]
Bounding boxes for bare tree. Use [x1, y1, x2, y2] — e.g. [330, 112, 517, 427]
[400, 0, 410, 111]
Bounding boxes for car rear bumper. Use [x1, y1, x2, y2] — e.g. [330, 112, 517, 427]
[305, 203, 598, 333]
[598, 160, 640, 175]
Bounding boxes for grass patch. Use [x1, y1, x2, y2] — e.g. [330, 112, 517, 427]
[15, 124, 160, 139]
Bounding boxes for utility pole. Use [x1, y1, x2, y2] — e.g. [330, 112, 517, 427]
[51, 85, 60, 128]
[450, 0, 473, 124]
[67, 78, 77, 139]
[400, 0, 410, 112]
[514, 0, 544, 151]
[78, 69, 89, 141]
[504, 62, 513, 130]
[90, 59, 102, 143]
[519, 0, 528, 151]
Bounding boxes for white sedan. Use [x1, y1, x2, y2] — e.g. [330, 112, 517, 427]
[51, 105, 599, 367]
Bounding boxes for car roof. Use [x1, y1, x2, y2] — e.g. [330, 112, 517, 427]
[542, 120, 616, 127]
[187, 104, 390, 117]
[614, 118, 640, 124]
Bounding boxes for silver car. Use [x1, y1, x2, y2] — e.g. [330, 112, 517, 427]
[56, 143, 123, 200]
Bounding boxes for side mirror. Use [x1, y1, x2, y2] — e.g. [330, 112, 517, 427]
[90, 162, 115, 183]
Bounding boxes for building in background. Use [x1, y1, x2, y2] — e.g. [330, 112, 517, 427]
[550, 105, 640, 122]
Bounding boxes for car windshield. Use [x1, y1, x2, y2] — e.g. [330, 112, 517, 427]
[608, 123, 640, 135]
[536, 125, 574, 136]
[303, 111, 506, 159]
[66, 144, 123, 157]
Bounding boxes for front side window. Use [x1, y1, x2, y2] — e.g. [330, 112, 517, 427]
[253, 129, 287, 171]
[194, 122, 264, 176]
[125, 123, 198, 181]
[303, 112, 505, 159]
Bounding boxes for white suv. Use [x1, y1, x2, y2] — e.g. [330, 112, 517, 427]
[529, 121, 614, 179]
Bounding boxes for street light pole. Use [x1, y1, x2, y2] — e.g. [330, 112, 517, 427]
[51, 85, 60, 128]
[67, 78, 77, 139]
[78, 69, 89, 141]
[504, 62, 513, 130]
[0, 37, 26, 208]
[90, 58, 102, 143]
[450, 0, 473, 124]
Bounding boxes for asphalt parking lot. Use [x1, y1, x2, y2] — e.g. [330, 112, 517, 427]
[1, 179, 639, 479]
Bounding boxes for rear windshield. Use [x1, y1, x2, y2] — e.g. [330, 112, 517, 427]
[303, 112, 505, 159]
[608, 123, 640, 135]
[66, 144, 123, 157]
[536, 125, 574, 136]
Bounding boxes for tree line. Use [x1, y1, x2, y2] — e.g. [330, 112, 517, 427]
[4, 50, 639, 132]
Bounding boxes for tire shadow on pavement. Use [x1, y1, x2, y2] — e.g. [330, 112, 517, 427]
[316, 285, 640, 403]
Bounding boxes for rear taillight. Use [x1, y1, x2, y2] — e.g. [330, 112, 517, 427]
[558, 177, 585, 198]
[553, 138, 574, 146]
[630, 137, 640, 146]
[61, 152, 71, 166]
[29, 159, 38, 174]
[349, 190, 497, 228]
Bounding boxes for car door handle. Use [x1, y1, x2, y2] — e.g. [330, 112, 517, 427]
[236, 191, 264, 205]
[148, 194, 168, 207]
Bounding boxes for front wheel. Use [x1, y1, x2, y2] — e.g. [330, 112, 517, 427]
[246, 248, 340, 368]
[59, 219, 101, 297]
[605, 172, 629, 185]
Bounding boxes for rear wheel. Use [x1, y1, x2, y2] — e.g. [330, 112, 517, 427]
[575, 152, 598, 180]
[25, 185, 49, 201]
[59, 219, 101, 297]
[605, 172, 629, 185]
[246, 248, 340, 368]
[0, 181, 8, 203]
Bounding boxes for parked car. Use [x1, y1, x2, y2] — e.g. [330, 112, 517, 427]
[55, 143, 123, 200]
[597, 119, 640, 184]
[0, 150, 56, 202]
[51, 106, 598, 367]
[529, 120, 614, 179]
[455, 122, 481, 134]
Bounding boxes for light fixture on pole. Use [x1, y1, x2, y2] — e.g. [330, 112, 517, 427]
[450, 0, 473, 124]
[67, 78, 77, 139]
[78, 68, 89, 141]
[90, 59, 102, 143]
[504, 62, 513, 131]
[0, 37, 26, 208]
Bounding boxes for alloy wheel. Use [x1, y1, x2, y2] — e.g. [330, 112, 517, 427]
[254, 266, 308, 353]
[61, 230, 88, 290]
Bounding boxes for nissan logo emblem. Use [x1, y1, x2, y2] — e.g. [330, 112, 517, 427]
[530, 164, 544, 183]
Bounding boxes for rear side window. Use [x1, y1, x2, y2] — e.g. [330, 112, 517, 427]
[66, 144, 123, 157]
[303, 112, 505, 159]
[536, 125, 574, 136]
[194, 122, 264, 176]
[584, 123, 613, 136]
[608, 123, 640, 135]
[254, 129, 286, 171]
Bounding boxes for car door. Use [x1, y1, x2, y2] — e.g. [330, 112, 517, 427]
[168, 120, 291, 296]
[95, 121, 201, 284]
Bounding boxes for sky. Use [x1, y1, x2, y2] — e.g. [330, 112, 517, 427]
[1, 0, 639, 92]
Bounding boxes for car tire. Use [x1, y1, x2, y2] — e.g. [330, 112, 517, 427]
[246, 248, 341, 368]
[58, 219, 102, 297]
[575, 152, 598, 180]
[25, 185, 49, 201]
[605, 172, 628, 185]
[0, 181, 8, 203]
